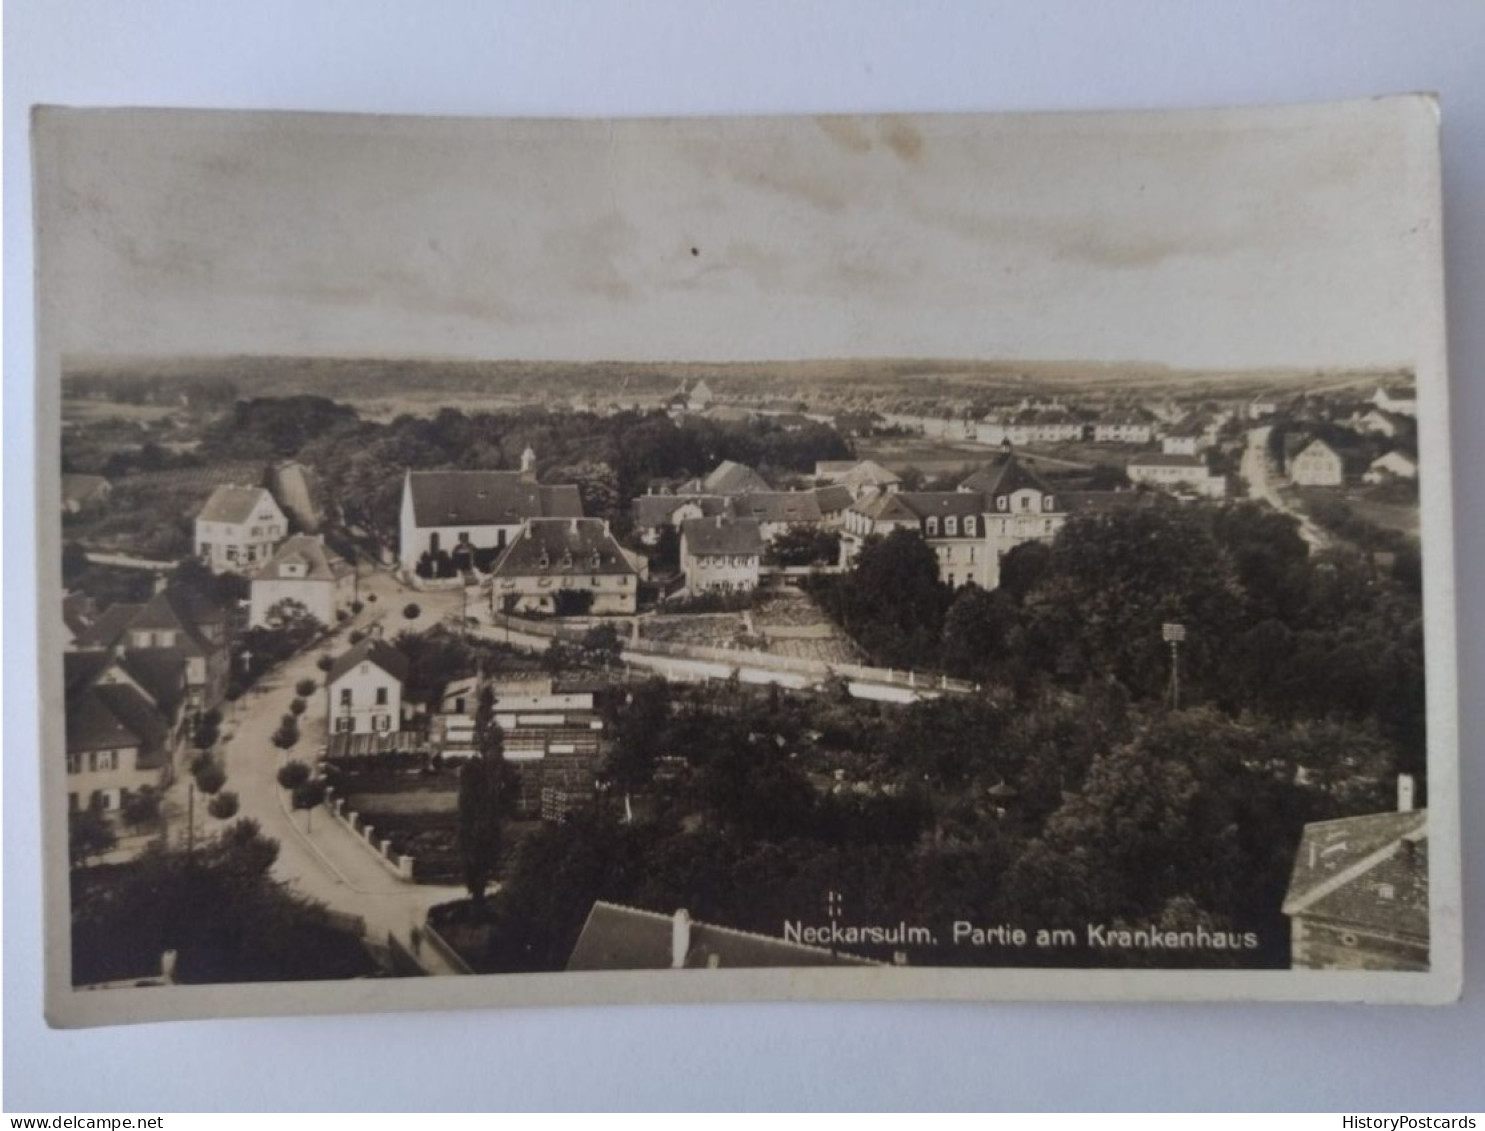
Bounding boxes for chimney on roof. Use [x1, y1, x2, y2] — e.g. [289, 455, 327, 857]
[671, 908, 692, 969]
[1397, 774, 1416, 812]
[569, 517, 579, 534]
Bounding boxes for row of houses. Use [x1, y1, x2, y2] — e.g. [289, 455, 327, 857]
[61, 585, 230, 817]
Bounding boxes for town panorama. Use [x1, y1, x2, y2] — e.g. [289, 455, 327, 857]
[58, 355, 1428, 984]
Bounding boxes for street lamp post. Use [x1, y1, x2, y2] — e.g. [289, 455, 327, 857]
[1162, 622, 1186, 710]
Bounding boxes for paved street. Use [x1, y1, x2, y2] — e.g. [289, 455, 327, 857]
[1243, 425, 1327, 548]
[213, 567, 470, 975]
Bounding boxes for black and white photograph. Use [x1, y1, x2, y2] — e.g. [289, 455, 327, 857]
[33, 99, 1460, 1027]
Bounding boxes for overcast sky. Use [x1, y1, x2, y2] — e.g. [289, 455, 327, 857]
[36, 98, 1441, 371]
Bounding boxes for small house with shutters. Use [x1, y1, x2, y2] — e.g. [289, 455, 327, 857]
[325, 637, 408, 735]
[680, 516, 764, 594]
[194, 485, 288, 573]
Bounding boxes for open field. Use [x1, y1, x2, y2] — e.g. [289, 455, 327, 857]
[62, 399, 182, 424]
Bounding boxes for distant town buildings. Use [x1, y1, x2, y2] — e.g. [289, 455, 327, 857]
[195, 485, 288, 572]
[1371, 384, 1418, 418]
[64, 651, 175, 817]
[814, 459, 902, 500]
[1283, 783, 1428, 972]
[676, 459, 770, 496]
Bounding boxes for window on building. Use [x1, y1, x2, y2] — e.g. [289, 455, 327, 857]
[965, 517, 976, 536]
[66, 753, 81, 774]
[926, 517, 939, 535]
[340, 688, 352, 707]
[945, 516, 958, 536]
[997, 496, 1008, 511]
[375, 687, 388, 706]
[1044, 495, 1055, 511]
[374, 715, 390, 732]
[336, 717, 353, 733]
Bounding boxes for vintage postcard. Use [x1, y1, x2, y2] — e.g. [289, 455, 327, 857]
[32, 99, 1460, 1027]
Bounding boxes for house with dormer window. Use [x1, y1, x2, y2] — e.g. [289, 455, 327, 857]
[249, 534, 355, 628]
[489, 517, 643, 615]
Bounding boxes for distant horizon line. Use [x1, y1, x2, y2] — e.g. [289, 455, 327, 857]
[61, 352, 1417, 382]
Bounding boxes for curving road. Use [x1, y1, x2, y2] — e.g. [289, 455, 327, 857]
[1243, 426, 1326, 549]
[212, 568, 471, 974]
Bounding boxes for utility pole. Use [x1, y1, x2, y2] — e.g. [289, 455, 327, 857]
[1162, 622, 1186, 710]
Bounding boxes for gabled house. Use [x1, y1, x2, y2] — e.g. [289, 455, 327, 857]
[839, 455, 1065, 590]
[326, 637, 408, 735]
[122, 586, 230, 714]
[680, 516, 764, 594]
[1371, 384, 1418, 417]
[249, 534, 355, 629]
[676, 460, 771, 497]
[685, 379, 715, 413]
[61, 473, 112, 515]
[489, 517, 642, 616]
[195, 485, 288, 573]
[1161, 418, 1214, 456]
[63, 651, 175, 818]
[567, 903, 878, 971]
[727, 491, 825, 542]
[1354, 407, 1407, 439]
[1364, 450, 1419, 483]
[1127, 453, 1228, 498]
[812, 484, 854, 528]
[1092, 408, 1156, 444]
[814, 459, 902, 500]
[1289, 438, 1345, 487]
[1283, 797, 1428, 972]
[398, 460, 584, 574]
[631, 493, 731, 546]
